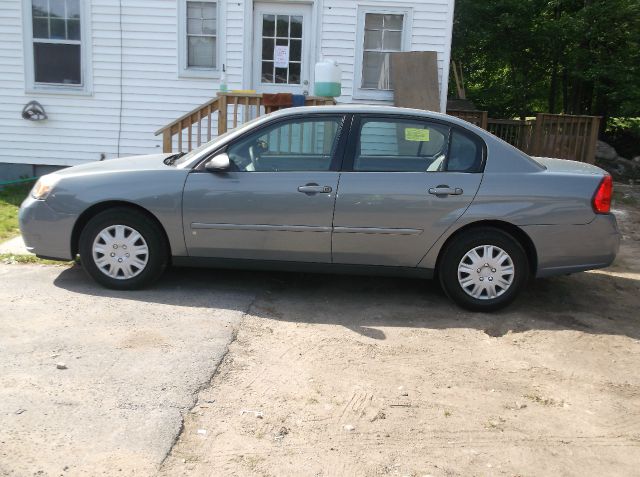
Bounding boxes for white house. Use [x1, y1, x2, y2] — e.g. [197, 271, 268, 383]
[0, 0, 455, 178]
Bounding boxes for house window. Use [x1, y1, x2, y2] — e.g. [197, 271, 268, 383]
[179, 0, 222, 77]
[31, 0, 82, 85]
[354, 8, 412, 100]
[187, 1, 217, 68]
[361, 14, 403, 90]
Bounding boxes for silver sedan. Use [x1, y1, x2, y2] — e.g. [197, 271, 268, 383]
[19, 106, 620, 311]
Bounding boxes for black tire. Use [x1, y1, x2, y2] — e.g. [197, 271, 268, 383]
[78, 207, 168, 290]
[438, 227, 529, 312]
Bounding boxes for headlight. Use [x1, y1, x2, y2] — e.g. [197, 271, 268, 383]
[31, 174, 59, 200]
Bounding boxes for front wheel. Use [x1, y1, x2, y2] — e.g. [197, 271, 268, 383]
[439, 227, 529, 312]
[79, 208, 168, 289]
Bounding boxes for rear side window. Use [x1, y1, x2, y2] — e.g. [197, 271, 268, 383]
[355, 118, 449, 172]
[447, 130, 483, 173]
[353, 117, 484, 173]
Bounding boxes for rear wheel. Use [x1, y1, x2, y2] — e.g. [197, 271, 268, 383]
[439, 227, 529, 311]
[79, 208, 167, 289]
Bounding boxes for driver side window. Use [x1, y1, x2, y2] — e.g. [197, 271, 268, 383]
[226, 116, 342, 172]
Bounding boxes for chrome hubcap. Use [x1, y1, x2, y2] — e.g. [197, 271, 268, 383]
[92, 225, 149, 280]
[458, 245, 515, 300]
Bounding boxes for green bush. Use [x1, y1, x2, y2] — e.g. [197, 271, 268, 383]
[604, 117, 640, 159]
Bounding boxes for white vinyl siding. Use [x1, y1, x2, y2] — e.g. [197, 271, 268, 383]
[321, 0, 452, 110]
[1, 0, 241, 166]
[0, 0, 453, 168]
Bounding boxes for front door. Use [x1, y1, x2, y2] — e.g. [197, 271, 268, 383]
[252, 3, 312, 94]
[182, 114, 345, 262]
[332, 115, 485, 267]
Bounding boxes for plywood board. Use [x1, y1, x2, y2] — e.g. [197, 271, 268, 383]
[391, 51, 440, 112]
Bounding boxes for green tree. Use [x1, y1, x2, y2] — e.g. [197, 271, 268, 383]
[452, 0, 640, 125]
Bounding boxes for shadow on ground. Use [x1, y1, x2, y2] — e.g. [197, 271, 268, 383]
[54, 261, 640, 341]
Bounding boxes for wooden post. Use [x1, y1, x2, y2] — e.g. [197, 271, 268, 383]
[197, 111, 202, 147]
[232, 96, 239, 128]
[162, 129, 172, 153]
[218, 94, 228, 135]
[480, 111, 488, 130]
[530, 113, 545, 156]
[585, 116, 600, 164]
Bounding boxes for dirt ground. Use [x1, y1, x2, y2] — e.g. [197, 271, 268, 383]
[1, 187, 639, 476]
[161, 186, 640, 477]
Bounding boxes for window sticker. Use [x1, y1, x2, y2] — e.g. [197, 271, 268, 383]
[405, 128, 430, 142]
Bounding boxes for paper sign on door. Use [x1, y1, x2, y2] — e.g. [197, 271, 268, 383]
[274, 46, 289, 69]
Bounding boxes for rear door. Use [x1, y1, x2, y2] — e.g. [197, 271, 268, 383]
[182, 114, 346, 262]
[332, 114, 484, 267]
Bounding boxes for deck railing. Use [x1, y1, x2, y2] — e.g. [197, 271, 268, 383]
[448, 111, 600, 163]
[155, 92, 335, 153]
[487, 118, 534, 152]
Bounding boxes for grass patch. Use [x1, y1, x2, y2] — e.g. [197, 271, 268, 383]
[0, 184, 32, 242]
[0, 253, 73, 266]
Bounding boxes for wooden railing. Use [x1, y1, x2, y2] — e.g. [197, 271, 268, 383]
[487, 118, 534, 152]
[155, 92, 335, 153]
[529, 113, 600, 164]
[448, 111, 600, 163]
[447, 109, 488, 129]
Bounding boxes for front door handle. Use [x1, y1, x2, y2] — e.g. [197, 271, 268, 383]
[298, 184, 332, 194]
[428, 186, 463, 196]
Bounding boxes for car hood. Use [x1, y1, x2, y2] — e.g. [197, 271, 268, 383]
[50, 153, 174, 178]
[533, 157, 606, 176]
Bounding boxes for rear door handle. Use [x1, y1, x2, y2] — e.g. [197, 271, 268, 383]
[428, 186, 463, 196]
[298, 184, 332, 194]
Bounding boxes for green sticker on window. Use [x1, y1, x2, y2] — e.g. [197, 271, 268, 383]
[405, 128, 430, 142]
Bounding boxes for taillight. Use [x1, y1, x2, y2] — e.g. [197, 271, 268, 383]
[593, 175, 613, 214]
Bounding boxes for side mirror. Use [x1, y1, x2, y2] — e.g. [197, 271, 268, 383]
[205, 153, 231, 172]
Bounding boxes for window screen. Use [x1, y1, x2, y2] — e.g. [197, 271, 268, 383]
[361, 13, 404, 90]
[187, 1, 217, 68]
[32, 0, 81, 85]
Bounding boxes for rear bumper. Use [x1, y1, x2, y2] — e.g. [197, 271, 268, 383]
[19, 196, 76, 260]
[523, 213, 621, 278]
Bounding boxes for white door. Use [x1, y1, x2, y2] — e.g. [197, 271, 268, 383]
[252, 3, 312, 94]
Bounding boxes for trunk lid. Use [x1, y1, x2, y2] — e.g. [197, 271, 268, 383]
[533, 157, 607, 177]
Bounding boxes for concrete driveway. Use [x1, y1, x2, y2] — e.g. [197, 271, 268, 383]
[0, 264, 262, 476]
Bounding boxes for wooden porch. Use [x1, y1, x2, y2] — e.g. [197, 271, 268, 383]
[155, 92, 335, 154]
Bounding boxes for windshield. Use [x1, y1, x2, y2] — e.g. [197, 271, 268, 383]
[172, 116, 264, 166]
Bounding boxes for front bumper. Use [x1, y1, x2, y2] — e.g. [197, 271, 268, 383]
[19, 196, 76, 260]
[523, 213, 621, 278]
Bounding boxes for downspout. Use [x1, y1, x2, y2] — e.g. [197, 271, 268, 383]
[116, 0, 124, 157]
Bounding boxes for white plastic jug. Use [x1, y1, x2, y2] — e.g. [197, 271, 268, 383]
[314, 59, 342, 97]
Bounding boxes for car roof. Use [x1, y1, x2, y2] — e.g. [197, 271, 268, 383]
[266, 104, 489, 135]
